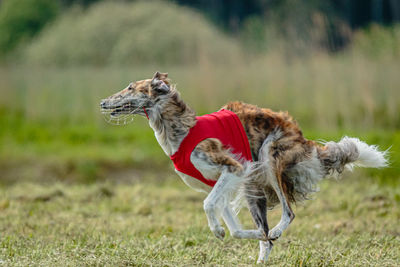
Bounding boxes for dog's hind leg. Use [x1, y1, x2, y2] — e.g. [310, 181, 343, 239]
[245, 187, 274, 263]
[248, 196, 274, 263]
[245, 187, 269, 238]
[266, 168, 295, 240]
[259, 137, 295, 241]
[258, 240, 274, 264]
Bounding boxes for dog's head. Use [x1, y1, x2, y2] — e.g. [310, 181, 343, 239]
[100, 72, 171, 119]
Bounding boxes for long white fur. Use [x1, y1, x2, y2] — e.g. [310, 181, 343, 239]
[340, 136, 388, 168]
[287, 148, 325, 200]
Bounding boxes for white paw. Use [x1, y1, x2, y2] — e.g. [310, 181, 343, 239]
[211, 225, 225, 240]
[268, 227, 282, 240]
[256, 259, 265, 264]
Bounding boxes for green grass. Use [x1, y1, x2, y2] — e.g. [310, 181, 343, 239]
[0, 174, 399, 266]
[0, 31, 399, 265]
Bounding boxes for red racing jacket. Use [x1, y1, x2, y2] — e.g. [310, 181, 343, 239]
[170, 109, 253, 187]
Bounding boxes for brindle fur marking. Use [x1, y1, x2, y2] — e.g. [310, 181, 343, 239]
[100, 72, 388, 264]
[223, 102, 317, 213]
[193, 138, 244, 177]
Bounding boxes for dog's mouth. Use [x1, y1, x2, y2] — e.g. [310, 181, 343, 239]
[100, 101, 136, 117]
[100, 97, 147, 125]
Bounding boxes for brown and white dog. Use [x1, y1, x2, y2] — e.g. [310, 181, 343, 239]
[100, 72, 388, 263]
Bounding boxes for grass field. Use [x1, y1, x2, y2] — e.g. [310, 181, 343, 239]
[0, 52, 399, 266]
[1, 172, 399, 266]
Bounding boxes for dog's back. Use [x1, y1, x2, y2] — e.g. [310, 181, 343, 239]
[223, 101, 387, 207]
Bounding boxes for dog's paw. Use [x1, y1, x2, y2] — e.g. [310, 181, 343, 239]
[268, 227, 282, 240]
[256, 259, 265, 264]
[255, 230, 268, 241]
[211, 226, 225, 240]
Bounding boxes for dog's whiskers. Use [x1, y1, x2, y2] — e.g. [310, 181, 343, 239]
[100, 101, 149, 126]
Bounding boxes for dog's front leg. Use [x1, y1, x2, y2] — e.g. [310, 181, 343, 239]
[203, 171, 241, 240]
[222, 206, 266, 240]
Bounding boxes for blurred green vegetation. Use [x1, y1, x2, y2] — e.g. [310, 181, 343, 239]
[0, 65, 398, 185]
[22, 1, 240, 66]
[0, 1, 398, 65]
[0, 0, 398, 186]
[0, 0, 59, 56]
[353, 24, 400, 60]
[1, 0, 400, 58]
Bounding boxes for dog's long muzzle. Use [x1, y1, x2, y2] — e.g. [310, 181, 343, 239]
[100, 99, 141, 125]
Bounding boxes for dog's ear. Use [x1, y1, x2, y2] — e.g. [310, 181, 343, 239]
[151, 71, 170, 94]
[152, 71, 168, 81]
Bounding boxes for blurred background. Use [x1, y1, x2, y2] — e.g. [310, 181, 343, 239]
[0, 1, 399, 265]
[0, 0, 399, 185]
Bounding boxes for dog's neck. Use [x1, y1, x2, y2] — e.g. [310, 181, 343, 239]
[148, 90, 196, 156]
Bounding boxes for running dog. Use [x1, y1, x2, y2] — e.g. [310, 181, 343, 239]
[100, 72, 388, 263]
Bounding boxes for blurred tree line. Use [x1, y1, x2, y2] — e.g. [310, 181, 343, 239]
[172, 0, 400, 51]
[173, 0, 400, 30]
[57, 0, 400, 29]
[56, 0, 400, 30]
[0, 0, 399, 55]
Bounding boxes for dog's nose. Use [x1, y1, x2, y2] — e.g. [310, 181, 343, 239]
[100, 100, 107, 108]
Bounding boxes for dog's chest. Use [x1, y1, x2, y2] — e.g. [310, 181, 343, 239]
[175, 170, 212, 193]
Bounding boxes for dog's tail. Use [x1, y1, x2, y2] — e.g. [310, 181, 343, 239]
[318, 137, 388, 175]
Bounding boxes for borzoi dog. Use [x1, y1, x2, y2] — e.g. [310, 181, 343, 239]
[100, 72, 388, 263]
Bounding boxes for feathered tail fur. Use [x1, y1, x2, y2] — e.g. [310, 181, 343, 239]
[319, 136, 388, 175]
[241, 135, 389, 210]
